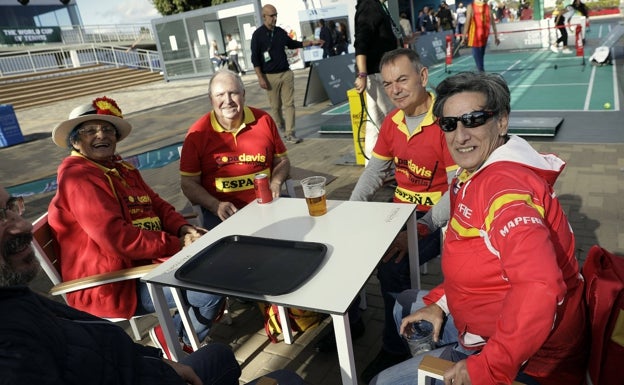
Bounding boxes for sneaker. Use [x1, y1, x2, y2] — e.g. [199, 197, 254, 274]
[149, 325, 194, 360]
[285, 135, 303, 144]
[360, 349, 411, 384]
[315, 317, 366, 353]
[550, 45, 560, 54]
[562, 47, 573, 54]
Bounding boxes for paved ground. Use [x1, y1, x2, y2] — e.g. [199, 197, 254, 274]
[2, 30, 623, 383]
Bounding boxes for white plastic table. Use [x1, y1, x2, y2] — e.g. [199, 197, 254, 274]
[142, 197, 419, 385]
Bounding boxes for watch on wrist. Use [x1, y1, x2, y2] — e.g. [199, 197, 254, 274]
[357, 72, 368, 79]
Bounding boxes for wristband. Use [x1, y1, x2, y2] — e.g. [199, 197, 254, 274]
[357, 72, 368, 78]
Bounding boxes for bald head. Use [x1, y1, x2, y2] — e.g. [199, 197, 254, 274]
[208, 69, 244, 98]
[262, 4, 278, 29]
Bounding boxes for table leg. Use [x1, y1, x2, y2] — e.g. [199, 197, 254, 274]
[146, 282, 183, 361]
[331, 313, 358, 385]
[171, 287, 201, 350]
[277, 305, 294, 344]
[406, 210, 421, 290]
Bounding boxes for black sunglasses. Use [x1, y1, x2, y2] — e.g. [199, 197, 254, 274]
[437, 110, 496, 132]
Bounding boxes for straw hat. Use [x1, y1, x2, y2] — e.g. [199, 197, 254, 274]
[52, 96, 132, 148]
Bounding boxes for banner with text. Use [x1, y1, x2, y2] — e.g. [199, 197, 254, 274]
[0, 27, 62, 44]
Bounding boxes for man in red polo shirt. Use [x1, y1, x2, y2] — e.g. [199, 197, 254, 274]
[316, 48, 457, 383]
[180, 69, 291, 229]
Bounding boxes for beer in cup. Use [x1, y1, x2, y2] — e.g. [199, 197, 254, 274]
[300, 176, 327, 216]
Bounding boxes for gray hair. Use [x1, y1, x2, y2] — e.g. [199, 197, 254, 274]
[208, 69, 245, 97]
[433, 72, 511, 118]
[379, 48, 425, 74]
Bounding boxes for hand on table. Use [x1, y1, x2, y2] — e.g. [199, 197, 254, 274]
[270, 181, 282, 198]
[216, 201, 238, 221]
[179, 225, 207, 248]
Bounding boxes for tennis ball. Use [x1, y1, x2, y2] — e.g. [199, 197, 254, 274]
[604, 102, 611, 109]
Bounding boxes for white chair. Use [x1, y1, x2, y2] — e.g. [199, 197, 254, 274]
[418, 355, 526, 384]
[31, 212, 194, 342]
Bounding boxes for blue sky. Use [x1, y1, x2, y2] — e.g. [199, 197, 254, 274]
[75, 0, 160, 26]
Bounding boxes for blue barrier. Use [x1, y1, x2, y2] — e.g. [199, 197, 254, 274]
[0, 105, 25, 148]
[7, 142, 182, 197]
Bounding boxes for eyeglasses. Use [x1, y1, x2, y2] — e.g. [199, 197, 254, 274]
[0, 196, 25, 223]
[265, 13, 277, 17]
[77, 125, 117, 137]
[437, 110, 496, 132]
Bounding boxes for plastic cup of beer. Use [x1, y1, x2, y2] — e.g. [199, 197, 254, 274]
[300, 176, 327, 216]
[403, 320, 434, 356]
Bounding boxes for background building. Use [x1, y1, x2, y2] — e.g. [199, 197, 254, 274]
[0, 0, 81, 29]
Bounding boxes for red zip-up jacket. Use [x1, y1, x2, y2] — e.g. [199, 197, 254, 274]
[425, 136, 588, 385]
[48, 152, 189, 319]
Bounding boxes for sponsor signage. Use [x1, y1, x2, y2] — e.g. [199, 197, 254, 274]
[0, 27, 62, 44]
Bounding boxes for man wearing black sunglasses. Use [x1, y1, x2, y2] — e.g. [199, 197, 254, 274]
[347, 48, 457, 383]
[371, 72, 588, 385]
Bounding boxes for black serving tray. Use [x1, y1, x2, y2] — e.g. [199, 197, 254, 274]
[175, 235, 327, 296]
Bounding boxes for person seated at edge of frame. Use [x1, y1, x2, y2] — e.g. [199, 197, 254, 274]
[47, 96, 224, 357]
[370, 71, 589, 385]
[180, 69, 290, 230]
[0, 184, 306, 385]
[315, 48, 457, 379]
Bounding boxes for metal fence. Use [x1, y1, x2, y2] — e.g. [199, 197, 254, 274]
[59, 24, 154, 45]
[0, 44, 161, 77]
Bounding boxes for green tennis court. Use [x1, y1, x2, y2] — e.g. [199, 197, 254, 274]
[428, 49, 619, 112]
[315, 17, 621, 138]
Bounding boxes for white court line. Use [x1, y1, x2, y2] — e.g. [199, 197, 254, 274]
[612, 56, 620, 111]
[583, 65, 597, 110]
[499, 59, 523, 75]
[511, 83, 588, 88]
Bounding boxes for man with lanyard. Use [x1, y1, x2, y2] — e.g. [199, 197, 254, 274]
[250, 4, 322, 144]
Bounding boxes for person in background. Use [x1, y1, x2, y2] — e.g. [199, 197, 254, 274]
[226, 34, 245, 75]
[462, 0, 500, 71]
[455, 3, 467, 40]
[399, 12, 413, 37]
[551, 4, 573, 54]
[419, 6, 438, 35]
[180, 70, 290, 230]
[370, 71, 588, 385]
[334, 21, 349, 55]
[354, 0, 399, 162]
[0, 184, 305, 385]
[318, 19, 334, 58]
[571, 0, 589, 18]
[250, 3, 322, 144]
[47, 96, 225, 357]
[436, 1, 454, 32]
